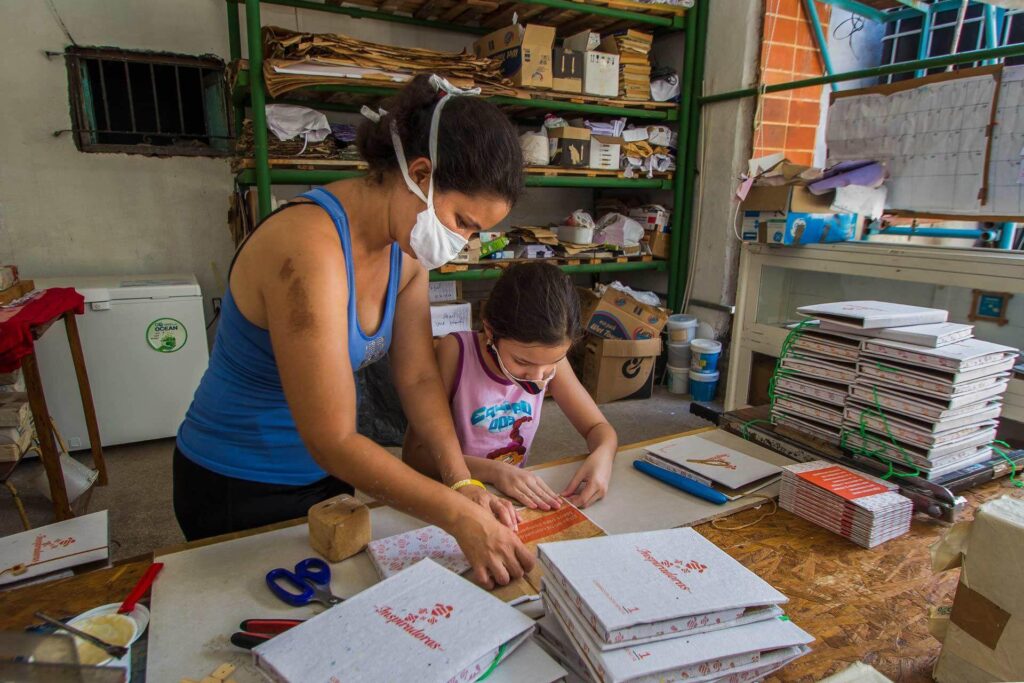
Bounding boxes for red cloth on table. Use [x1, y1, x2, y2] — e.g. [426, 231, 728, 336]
[0, 288, 85, 372]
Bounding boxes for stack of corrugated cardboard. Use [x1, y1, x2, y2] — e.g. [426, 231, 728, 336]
[535, 528, 813, 682]
[0, 385, 34, 468]
[601, 30, 653, 100]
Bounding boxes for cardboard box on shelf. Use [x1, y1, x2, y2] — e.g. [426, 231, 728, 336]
[589, 135, 623, 170]
[428, 280, 462, 303]
[645, 230, 670, 259]
[430, 301, 472, 337]
[582, 51, 619, 97]
[473, 24, 556, 89]
[562, 30, 619, 97]
[548, 126, 591, 168]
[582, 336, 662, 403]
[451, 237, 481, 264]
[629, 205, 671, 233]
[552, 47, 583, 93]
[579, 287, 668, 340]
[740, 185, 857, 245]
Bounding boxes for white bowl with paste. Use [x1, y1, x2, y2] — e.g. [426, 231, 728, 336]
[68, 603, 148, 680]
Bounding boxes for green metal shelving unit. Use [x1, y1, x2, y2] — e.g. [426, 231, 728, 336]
[226, 0, 706, 291]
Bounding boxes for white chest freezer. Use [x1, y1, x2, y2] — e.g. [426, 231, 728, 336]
[32, 274, 210, 450]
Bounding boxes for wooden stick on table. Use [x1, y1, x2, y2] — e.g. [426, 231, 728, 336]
[63, 311, 107, 485]
[20, 351, 73, 520]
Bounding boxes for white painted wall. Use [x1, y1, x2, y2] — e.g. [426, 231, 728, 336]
[684, 0, 763, 336]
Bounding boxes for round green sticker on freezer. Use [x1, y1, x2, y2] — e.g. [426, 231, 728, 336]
[146, 318, 187, 353]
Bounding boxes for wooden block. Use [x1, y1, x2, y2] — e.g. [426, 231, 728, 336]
[179, 679, 199, 683]
[211, 662, 236, 680]
[200, 678, 218, 683]
[308, 494, 371, 562]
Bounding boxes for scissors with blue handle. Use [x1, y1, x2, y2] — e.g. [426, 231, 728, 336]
[266, 557, 344, 608]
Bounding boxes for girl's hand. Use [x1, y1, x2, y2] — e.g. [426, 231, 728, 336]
[561, 449, 614, 509]
[456, 484, 521, 530]
[491, 462, 563, 511]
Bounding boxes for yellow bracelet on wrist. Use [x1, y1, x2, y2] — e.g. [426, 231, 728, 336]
[450, 478, 486, 492]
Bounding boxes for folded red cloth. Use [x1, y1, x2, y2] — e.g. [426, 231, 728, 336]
[0, 288, 85, 372]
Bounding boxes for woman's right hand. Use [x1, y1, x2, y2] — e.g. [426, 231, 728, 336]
[451, 507, 535, 589]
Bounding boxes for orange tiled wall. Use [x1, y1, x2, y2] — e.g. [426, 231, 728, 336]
[753, 0, 832, 166]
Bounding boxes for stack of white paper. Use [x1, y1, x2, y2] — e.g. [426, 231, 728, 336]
[536, 529, 813, 682]
[253, 559, 535, 682]
[0, 511, 109, 587]
[779, 461, 913, 548]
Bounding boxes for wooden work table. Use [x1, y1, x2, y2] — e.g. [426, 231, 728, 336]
[1, 429, 1020, 682]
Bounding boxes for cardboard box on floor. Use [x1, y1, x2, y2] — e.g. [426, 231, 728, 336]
[582, 336, 662, 403]
[578, 287, 668, 340]
[473, 24, 555, 89]
[931, 495, 1024, 683]
[740, 185, 857, 245]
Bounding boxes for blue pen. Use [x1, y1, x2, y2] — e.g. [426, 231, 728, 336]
[633, 460, 729, 505]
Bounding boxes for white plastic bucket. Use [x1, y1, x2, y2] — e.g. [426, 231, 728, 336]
[667, 341, 691, 368]
[666, 314, 698, 343]
[666, 365, 690, 395]
[690, 338, 722, 372]
[689, 369, 720, 402]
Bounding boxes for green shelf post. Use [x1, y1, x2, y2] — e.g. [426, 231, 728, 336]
[700, 43, 1024, 104]
[245, 0, 272, 219]
[429, 260, 667, 282]
[667, 4, 699, 312]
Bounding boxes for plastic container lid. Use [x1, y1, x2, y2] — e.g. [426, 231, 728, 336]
[667, 314, 698, 329]
[667, 340, 692, 348]
[691, 338, 722, 353]
[689, 369, 720, 381]
[666, 364, 689, 373]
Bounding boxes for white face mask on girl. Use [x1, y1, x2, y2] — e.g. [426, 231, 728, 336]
[390, 95, 468, 271]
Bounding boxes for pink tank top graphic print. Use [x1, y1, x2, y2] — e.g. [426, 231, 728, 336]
[448, 332, 545, 468]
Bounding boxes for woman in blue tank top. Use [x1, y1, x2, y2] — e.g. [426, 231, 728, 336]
[174, 75, 533, 588]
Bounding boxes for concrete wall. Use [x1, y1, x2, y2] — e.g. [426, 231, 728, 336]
[0, 0, 235, 326]
[684, 1, 763, 338]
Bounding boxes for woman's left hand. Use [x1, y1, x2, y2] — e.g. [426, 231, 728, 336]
[457, 484, 521, 531]
[561, 448, 614, 509]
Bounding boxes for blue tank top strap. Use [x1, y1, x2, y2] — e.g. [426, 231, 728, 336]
[297, 187, 402, 368]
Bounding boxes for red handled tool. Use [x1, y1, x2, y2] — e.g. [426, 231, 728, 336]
[230, 618, 305, 649]
[118, 562, 164, 614]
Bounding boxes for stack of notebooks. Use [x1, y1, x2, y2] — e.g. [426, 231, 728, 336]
[254, 559, 536, 682]
[770, 323, 862, 446]
[0, 391, 33, 467]
[536, 528, 813, 682]
[601, 30, 653, 100]
[779, 461, 913, 548]
[791, 301, 1020, 482]
[640, 433, 782, 500]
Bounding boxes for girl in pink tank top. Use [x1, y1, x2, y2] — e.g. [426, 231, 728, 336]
[404, 263, 618, 511]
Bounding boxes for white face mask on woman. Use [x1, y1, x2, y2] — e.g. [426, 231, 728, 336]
[389, 95, 468, 271]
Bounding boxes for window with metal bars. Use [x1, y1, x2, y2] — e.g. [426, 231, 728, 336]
[879, 5, 1024, 84]
[64, 47, 231, 156]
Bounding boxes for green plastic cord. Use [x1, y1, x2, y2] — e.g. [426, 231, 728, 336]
[840, 386, 921, 480]
[476, 644, 509, 681]
[992, 439, 1023, 488]
[740, 418, 774, 441]
[766, 319, 816, 418]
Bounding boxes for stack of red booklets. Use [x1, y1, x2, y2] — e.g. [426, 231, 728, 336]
[779, 461, 913, 548]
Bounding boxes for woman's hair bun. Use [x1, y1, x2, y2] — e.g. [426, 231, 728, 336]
[356, 75, 523, 205]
